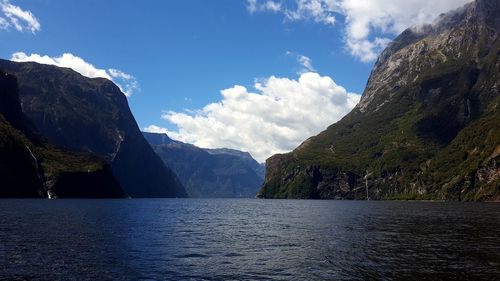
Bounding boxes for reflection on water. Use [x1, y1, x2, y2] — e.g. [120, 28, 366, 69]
[0, 199, 499, 280]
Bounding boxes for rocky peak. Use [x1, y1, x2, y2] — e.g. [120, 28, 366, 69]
[357, 0, 498, 113]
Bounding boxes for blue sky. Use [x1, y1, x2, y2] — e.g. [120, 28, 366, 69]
[1, 0, 370, 117]
[0, 0, 471, 161]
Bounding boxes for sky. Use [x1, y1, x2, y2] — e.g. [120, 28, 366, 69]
[0, 0, 472, 162]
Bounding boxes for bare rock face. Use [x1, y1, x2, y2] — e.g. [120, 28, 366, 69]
[358, 0, 499, 113]
[259, 0, 500, 201]
[0, 60, 186, 198]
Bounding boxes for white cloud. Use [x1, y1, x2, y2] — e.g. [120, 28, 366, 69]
[0, 16, 7, 27]
[144, 125, 170, 134]
[248, 0, 336, 24]
[346, 37, 392, 62]
[298, 55, 315, 72]
[108, 68, 140, 97]
[247, 0, 282, 14]
[339, 0, 472, 62]
[286, 51, 316, 73]
[149, 72, 359, 162]
[10, 52, 139, 97]
[0, 0, 40, 33]
[284, 0, 337, 25]
[247, 0, 472, 62]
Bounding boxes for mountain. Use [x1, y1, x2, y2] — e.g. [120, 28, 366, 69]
[143, 132, 264, 198]
[258, 0, 500, 201]
[0, 60, 187, 198]
[0, 70, 124, 198]
[204, 148, 265, 179]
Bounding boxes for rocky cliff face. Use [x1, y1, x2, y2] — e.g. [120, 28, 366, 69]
[0, 60, 186, 198]
[143, 132, 263, 198]
[259, 0, 499, 201]
[0, 71, 124, 198]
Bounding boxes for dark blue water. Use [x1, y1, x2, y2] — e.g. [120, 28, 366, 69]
[0, 199, 499, 281]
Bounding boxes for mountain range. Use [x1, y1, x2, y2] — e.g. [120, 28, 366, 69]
[258, 0, 499, 201]
[0, 0, 498, 201]
[144, 132, 264, 198]
[0, 59, 265, 199]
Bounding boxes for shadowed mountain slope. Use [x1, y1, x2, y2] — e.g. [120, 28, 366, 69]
[0, 60, 186, 198]
[0, 70, 124, 198]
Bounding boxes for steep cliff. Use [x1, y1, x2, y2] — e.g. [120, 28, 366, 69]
[0, 71, 124, 198]
[0, 60, 186, 198]
[259, 0, 499, 201]
[144, 132, 264, 198]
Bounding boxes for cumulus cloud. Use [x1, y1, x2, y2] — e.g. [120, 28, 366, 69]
[147, 72, 359, 162]
[247, 0, 472, 62]
[0, 0, 40, 33]
[11, 52, 139, 97]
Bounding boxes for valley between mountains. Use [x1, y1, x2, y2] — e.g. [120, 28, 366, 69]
[0, 0, 498, 201]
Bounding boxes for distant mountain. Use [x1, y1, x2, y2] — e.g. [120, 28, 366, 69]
[259, 0, 500, 201]
[0, 70, 124, 198]
[0, 60, 186, 198]
[204, 148, 265, 179]
[142, 132, 182, 146]
[143, 132, 264, 198]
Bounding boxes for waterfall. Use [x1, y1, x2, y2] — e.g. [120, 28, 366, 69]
[25, 145, 50, 199]
[365, 177, 370, 201]
[364, 170, 373, 200]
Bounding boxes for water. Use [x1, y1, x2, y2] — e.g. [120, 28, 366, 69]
[0, 199, 499, 281]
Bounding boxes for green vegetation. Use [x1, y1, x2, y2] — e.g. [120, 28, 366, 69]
[37, 147, 105, 179]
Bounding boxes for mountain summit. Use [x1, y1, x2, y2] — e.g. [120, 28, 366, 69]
[258, 0, 499, 201]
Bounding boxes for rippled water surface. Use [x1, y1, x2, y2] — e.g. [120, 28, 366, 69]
[0, 199, 499, 280]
